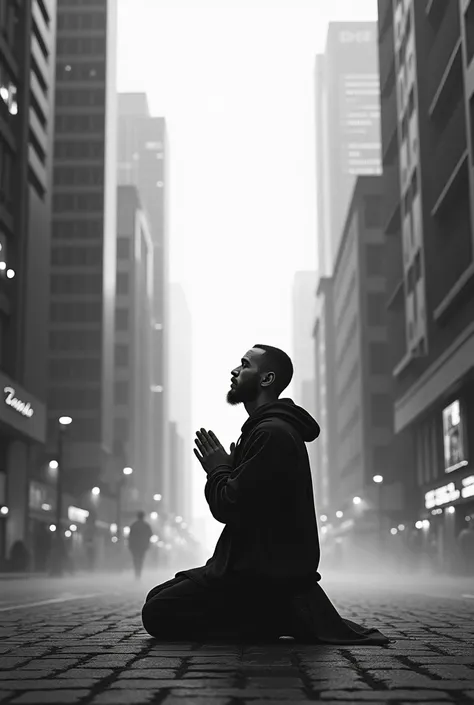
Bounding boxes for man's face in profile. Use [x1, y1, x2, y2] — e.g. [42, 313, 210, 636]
[226, 348, 265, 406]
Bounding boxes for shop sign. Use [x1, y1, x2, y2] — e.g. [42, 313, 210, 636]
[443, 400, 468, 473]
[68, 506, 89, 524]
[425, 482, 460, 509]
[0, 371, 46, 443]
[461, 475, 474, 499]
[4, 387, 34, 418]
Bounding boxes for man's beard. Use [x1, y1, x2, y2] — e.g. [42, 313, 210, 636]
[226, 378, 260, 406]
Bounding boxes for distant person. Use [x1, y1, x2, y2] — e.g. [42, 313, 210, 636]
[457, 522, 474, 575]
[84, 514, 97, 572]
[128, 511, 152, 579]
[142, 345, 390, 645]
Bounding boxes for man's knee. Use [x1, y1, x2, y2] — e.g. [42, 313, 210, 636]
[142, 594, 175, 637]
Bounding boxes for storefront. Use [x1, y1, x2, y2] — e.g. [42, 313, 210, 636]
[0, 370, 46, 568]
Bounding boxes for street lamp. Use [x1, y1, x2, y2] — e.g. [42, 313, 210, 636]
[116, 467, 133, 551]
[153, 494, 162, 502]
[50, 416, 72, 576]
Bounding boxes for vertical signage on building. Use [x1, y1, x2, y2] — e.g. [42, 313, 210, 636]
[442, 400, 467, 473]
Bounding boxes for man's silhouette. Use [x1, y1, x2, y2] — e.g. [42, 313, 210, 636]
[128, 511, 152, 579]
[142, 344, 390, 644]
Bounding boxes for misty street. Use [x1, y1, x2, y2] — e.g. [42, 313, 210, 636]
[1, 568, 474, 704]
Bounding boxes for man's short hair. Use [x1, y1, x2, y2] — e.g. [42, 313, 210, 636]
[253, 344, 293, 396]
[137, 511, 145, 520]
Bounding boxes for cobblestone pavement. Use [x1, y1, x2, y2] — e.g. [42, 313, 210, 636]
[1, 573, 474, 704]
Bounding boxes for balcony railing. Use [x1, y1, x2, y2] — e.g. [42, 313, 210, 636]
[383, 164, 401, 235]
[430, 97, 467, 215]
[381, 82, 398, 159]
[379, 21, 396, 96]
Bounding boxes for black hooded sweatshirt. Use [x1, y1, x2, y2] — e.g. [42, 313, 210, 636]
[176, 398, 321, 590]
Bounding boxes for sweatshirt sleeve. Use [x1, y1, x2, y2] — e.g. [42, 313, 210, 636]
[204, 428, 293, 524]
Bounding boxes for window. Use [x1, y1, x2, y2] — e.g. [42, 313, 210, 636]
[115, 308, 129, 330]
[58, 61, 105, 81]
[55, 114, 104, 134]
[115, 344, 129, 367]
[53, 220, 103, 239]
[54, 140, 104, 159]
[53, 193, 104, 213]
[367, 293, 386, 326]
[366, 245, 385, 276]
[51, 273, 102, 295]
[466, 1, 474, 65]
[54, 166, 104, 186]
[116, 272, 129, 295]
[50, 301, 102, 323]
[116, 238, 129, 259]
[114, 381, 129, 405]
[371, 395, 392, 427]
[364, 196, 383, 228]
[369, 343, 388, 374]
[49, 386, 101, 410]
[57, 37, 106, 55]
[57, 10, 106, 31]
[51, 245, 102, 266]
[49, 358, 101, 381]
[49, 329, 101, 351]
[69, 417, 101, 442]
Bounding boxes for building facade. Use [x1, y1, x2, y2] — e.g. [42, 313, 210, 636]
[112, 186, 154, 514]
[378, 0, 474, 571]
[0, 0, 56, 565]
[168, 282, 192, 523]
[117, 93, 169, 515]
[47, 0, 117, 501]
[316, 22, 382, 278]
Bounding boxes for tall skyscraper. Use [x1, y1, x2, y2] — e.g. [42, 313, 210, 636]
[47, 0, 117, 497]
[117, 93, 169, 514]
[0, 0, 57, 561]
[168, 282, 192, 522]
[377, 0, 474, 567]
[316, 22, 382, 277]
[112, 186, 154, 510]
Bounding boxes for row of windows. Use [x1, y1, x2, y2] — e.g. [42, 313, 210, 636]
[53, 193, 104, 213]
[368, 342, 388, 374]
[0, 136, 14, 211]
[53, 220, 103, 239]
[51, 273, 103, 295]
[55, 139, 104, 159]
[116, 272, 129, 294]
[58, 63, 105, 81]
[114, 381, 129, 404]
[55, 88, 105, 108]
[57, 37, 106, 55]
[115, 308, 129, 330]
[49, 358, 101, 380]
[50, 301, 102, 323]
[365, 244, 385, 276]
[370, 394, 392, 428]
[57, 11, 106, 30]
[49, 329, 101, 350]
[51, 245, 103, 266]
[363, 195, 383, 228]
[115, 344, 129, 366]
[49, 386, 100, 410]
[55, 115, 104, 134]
[366, 293, 387, 326]
[54, 166, 104, 186]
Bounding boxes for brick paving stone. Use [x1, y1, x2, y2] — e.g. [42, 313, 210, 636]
[0, 694, 14, 703]
[0, 680, 96, 690]
[319, 691, 455, 700]
[129, 657, 182, 668]
[116, 669, 178, 678]
[161, 698, 233, 705]
[9, 691, 90, 704]
[89, 693, 157, 704]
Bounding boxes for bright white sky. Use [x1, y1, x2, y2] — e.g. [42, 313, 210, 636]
[117, 0, 377, 547]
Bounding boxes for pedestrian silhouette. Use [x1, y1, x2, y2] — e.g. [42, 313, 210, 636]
[128, 511, 152, 579]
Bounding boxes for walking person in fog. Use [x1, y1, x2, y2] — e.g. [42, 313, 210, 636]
[129, 511, 152, 579]
[142, 344, 390, 644]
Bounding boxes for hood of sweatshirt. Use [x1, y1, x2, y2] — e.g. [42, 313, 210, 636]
[240, 397, 320, 443]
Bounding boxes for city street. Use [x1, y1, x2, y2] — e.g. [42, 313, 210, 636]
[0, 569, 474, 704]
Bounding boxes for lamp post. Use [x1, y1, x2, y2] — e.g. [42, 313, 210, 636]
[373, 475, 384, 556]
[50, 416, 72, 576]
[116, 467, 133, 546]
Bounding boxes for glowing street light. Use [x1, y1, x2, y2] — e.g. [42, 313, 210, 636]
[59, 416, 72, 426]
[150, 511, 158, 520]
[373, 475, 383, 484]
[353, 496, 362, 505]
[123, 467, 133, 476]
[49, 460, 59, 470]
[153, 494, 162, 502]
[91, 486, 100, 496]
[320, 514, 328, 522]
[336, 510, 343, 519]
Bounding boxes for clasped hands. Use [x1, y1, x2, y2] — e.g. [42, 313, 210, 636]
[193, 428, 236, 475]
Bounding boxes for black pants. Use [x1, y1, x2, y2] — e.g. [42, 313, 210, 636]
[142, 575, 292, 640]
[141, 574, 392, 645]
[131, 550, 146, 578]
